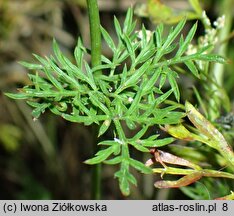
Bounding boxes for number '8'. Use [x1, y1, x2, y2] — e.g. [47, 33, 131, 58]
[222, 203, 228, 211]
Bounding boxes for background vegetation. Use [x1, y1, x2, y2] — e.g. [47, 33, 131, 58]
[0, 0, 233, 199]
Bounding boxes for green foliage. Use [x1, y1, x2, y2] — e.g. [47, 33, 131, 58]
[16, 175, 51, 200]
[5, 8, 226, 196]
[134, 0, 203, 24]
[180, 179, 232, 200]
[0, 124, 22, 152]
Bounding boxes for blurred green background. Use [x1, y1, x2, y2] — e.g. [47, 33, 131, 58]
[0, 0, 233, 199]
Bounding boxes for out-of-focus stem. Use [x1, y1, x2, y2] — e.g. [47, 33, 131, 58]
[209, 0, 232, 120]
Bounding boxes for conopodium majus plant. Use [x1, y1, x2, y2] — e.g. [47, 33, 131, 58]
[5, 8, 231, 196]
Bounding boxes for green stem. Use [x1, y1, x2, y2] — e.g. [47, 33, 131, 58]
[86, 0, 102, 199]
[91, 124, 102, 200]
[87, 0, 102, 73]
[209, 0, 232, 120]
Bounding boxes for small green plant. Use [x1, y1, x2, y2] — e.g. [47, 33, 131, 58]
[6, 4, 234, 198]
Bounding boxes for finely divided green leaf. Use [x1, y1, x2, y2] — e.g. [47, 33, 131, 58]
[85, 146, 115, 165]
[185, 60, 200, 78]
[126, 172, 137, 186]
[126, 119, 137, 130]
[84, 61, 97, 90]
[114, 162, 130, 196]
[46, 57, 80, 88]
[43, 67, 64, 90]
[159, 73, 166, 89]
[74, 38, 85, 68]
[167, 70, 180, 102]
[162, 19, 186, 50]
[154, 89, 173, 106]
[140, 25, 148, 48]
[125, 88, 143, 116]
[4, 92, 30, 100]
[104, 156, 122, 165]
[197, 54, 226, 63]
[176, 22, 197, 57]
[117, 60, 151, 92]
[123, 8, 133, 34]
[136, 47, 156, 64]
[122, 34, 136, 62]
[142, 137, 175, 147]
[89, 92, 110, 115]
[53, 40, 82, 79]
[101, 26, 116, 51]
[98, 140, 118, 146]
[114, 16, 122, 37]
[163, 44, 177, 55]
[73, 98, 93, 117]
[98, 119, 111, 137]
[53, 40, 95, 89]
[61, 113, 95, 124]
[28, 74, 52, 91]
[19, 61, 43, 70]
[33, 53, 50, 67]
[129, 141, 149, 152]
[142, 68, 161, 94]
[131, 125, 149, 140]
[155, 23, 164, 48]
[31, 103, 50, 118]
[129, 158, 152, 174]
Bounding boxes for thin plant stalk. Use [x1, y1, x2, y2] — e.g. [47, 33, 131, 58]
[87, 0, 102, 74]
[209, 0, 233, 120]
[86, 0, 102, 199]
